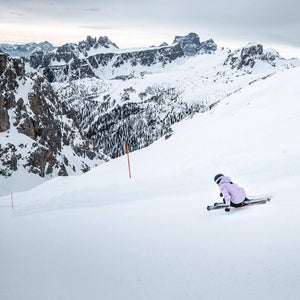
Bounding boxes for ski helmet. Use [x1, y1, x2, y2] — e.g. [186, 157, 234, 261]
[214, 174, 224, 184]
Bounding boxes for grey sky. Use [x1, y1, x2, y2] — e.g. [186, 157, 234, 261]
[0, 0, 299, 57]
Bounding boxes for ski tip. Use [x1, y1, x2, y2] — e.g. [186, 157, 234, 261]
[207, 206, 211, 211]
[248, 194, 274, 200]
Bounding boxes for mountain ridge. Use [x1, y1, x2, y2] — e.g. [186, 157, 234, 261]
[0, 41, 55, 57]
[0, 53, 108, 195]
[0, 32, 299, 194]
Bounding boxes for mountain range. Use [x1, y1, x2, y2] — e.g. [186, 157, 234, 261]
[0, 32, 299, 195]
[0, 41, 55, 57]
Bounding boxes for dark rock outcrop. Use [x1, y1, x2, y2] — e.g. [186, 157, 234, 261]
[29, 34, 218, 83]
[88, 43, 183, 69]
[30, 38, 184, 82]
[173, 33, 217, 56]
[199, 39, 218, 54]
[173, 33, 201, 56]
[224, 43, 281, 69]
[0, 109, 10, 132]
[0, 54, 108, 178]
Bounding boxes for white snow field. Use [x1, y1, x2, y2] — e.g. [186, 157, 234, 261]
[1, 66, 300, 300]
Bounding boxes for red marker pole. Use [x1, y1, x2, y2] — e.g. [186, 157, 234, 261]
[126, 144, 132, 179]
[11, 193, 14, 209]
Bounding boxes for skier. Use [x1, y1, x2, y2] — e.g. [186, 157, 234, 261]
[214, 174, 249, 211]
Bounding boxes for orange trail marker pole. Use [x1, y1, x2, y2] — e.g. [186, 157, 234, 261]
[126, 143, 132, 179]
[11, 193, 14, 209]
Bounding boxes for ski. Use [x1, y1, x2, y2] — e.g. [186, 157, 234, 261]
[207, 196, 272, 211]
[246, 195, 273, 202]
[207, 203, 227, 211]
[226, 198, 271, 212]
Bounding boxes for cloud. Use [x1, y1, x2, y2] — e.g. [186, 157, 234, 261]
[0, 0, 299, 55]
[10, 12, 25, 16]
[79, 25, 103, 29]
[83, 8, 101, 12]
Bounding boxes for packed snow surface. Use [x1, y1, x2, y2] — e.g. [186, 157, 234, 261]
[1, 66, 300, 299]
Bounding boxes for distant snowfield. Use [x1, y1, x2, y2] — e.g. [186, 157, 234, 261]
[1, 66, 300, 299]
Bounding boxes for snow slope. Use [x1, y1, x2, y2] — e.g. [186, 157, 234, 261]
[0, 66, 300, 299]
[53, 45, 299, 160]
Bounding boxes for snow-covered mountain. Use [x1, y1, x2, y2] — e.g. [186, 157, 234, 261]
[172, 32, 217, 55]
[1, 65, 300, 300]
[0, 41, 55, 57]
[29, 36, 185, 82]
[0, 53, 108, 195]
[0, 33, 299, 194]
[44, 36, 298, 158]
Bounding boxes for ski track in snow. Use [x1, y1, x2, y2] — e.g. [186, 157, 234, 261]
[0, 67, 300, 299]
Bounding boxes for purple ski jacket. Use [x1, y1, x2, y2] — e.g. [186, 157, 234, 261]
[218, 176, 246, 206]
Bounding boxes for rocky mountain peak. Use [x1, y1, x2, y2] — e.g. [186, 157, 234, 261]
[82, 36, 97, 47]
[97, 36, 119, 49]
[0, 41, 55, 57]
[78, 36, 119, 52]
[159, 42, 169, 47]
[172, 33, 217, 56]
[36, 41, 55, 52]
[199, 39, 217, 54]
[224, 42, 282, 69]
[241, 42, 263, 58]
[173, 32, 201, 56]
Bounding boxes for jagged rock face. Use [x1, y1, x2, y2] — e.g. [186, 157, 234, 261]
[0, 54, 108, 178]
[87, 43, 183, 71]
[0, 41, 55, 57]
[29, 33, 216, 84]
[0, 55, 24, 133]
[173, 33, 217, 56]
[98, 36, 119, 49]
[0, 143, 19, 177]
[30, 40, 184, 82]
[0, 109, 10, 132]
[224, 43, 281, 69]
[173, 33, 201, 56]
[30, 44, 96, 83]
[29, 35, 119, 81]
[199, 39, 218, 54]
[78, 36, 119, 56]
[261, 49, 281, 66]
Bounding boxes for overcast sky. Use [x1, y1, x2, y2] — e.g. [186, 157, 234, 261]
[0, 0, 299, 57]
